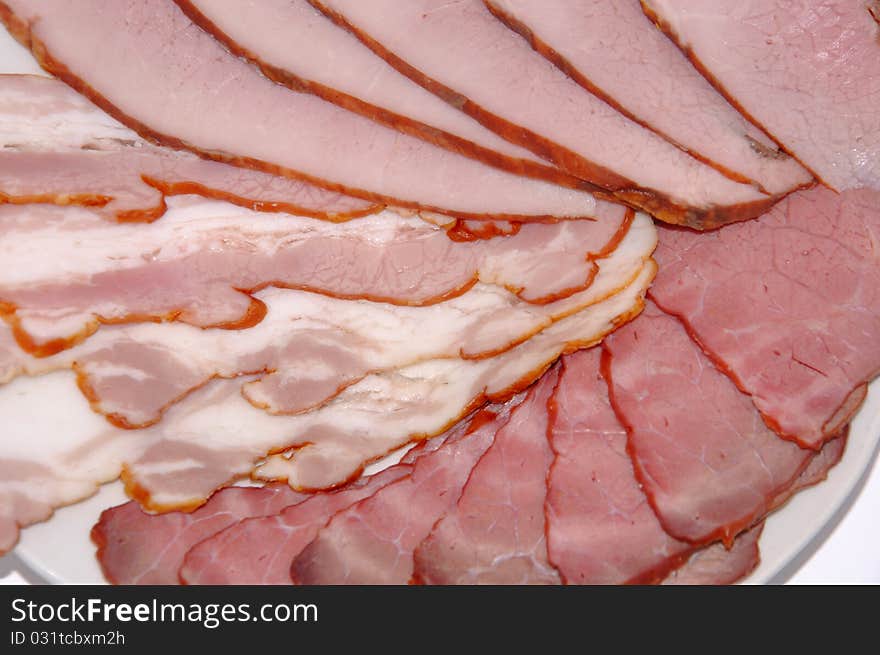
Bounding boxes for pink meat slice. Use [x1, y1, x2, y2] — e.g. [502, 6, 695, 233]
[312, 0, 776, 229]
[602, 301, 812, 546]
[0, 0, 611, 222]
[661, 523, 763, 586]
[289, 396, 524, 584]
[91, 484, 308, 585]
[643, 0, 880, 192]
[0, 199, 629, 358]
[544, 349, 694, 584]
[0, 75, 377, 222]
[484, 0, 811, 194]
[650, 186, 880, 449]
[175, 0, 582, 192]
[411, 368, 561, 585]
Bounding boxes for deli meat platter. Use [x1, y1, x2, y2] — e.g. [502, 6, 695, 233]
[0, 1, 878, 586]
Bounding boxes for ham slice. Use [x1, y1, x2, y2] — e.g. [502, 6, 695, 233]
[602, 301, 812, 545]
[0, 0, 611, 222]
[91, 484, 308, 585]
[661, 524, 763, 586]
[484, 0, 811, 194]
[642, 0, 880, 191]
[290, 392, 524, 585]
[544, 349, 694, 584]
[0, 74, 378, 222]
[411, 368, 561, 585]
[0, 197, 634, 357]
[0, 213, 655, 428]
[175, 0, 584, 192]
[311, 0, 779, 228]
[0, 264, 653, 552]
[650, 187, 880, 449]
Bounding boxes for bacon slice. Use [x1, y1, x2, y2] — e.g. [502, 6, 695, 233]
[0, 214, 654, 428]
[411, 368, 561, 585]
[602, 301, 812, 545]
[0, 264, 653, 552]
[484, 0, 811, 194]
[0, 0, 611, 222]
[650, 187, 880, 449]
[0, 198, 634, 357]
[290, 393, 524, 585]
[176, 0, 583, 192]
[642, 0, 880, 191]
[0, 74, 378, 222]
[91, 484, 308, 585]
[544, 349, 694, 584]
[311, 0, 778, 228]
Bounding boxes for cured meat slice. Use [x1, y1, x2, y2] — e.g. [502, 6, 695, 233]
[92, 484, 308, 585]
[642, 0, 880, 191]
[544, 349, 694, 584]
[290, 391, 525, 585]
[312, 0, 777, 228]
[602, 301, 812, 545]
[0, 213, 654, 428]
[484, 0, 812, 194]
[661, 524, 763, 586]
[0, 0, 611, 222]
[176, 0, 582, 192]
[411, 368, 562, 585]
[0, 263, 654, 552]
[650, 187, 880, 449]
[0, 74, 377, 222]
[0, 198, 634, 357]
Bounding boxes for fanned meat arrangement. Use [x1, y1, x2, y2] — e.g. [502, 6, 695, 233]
[0, 0, 877, 586]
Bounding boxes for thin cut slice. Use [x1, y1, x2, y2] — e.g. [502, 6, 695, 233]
[0, 263, 654, 552]
[544, 349, 694, 584]
[602, 301, 811, 545]
[484, 0, 811, 194]
[411, 368, 562, 585]
[0, 197, 633, 357]
[312, 0, 777, 228]
[650, 186, 880, 449]
[176, 0, 582, 191]
[91, 484, 308, 585]
[660, 524, 763, 586]
[0, 74, 377, 222]
[642, 0, 880, 191]
[0, 0, 610, 222]
[0, 213, 654, 428]
[290, 393, 524, 584]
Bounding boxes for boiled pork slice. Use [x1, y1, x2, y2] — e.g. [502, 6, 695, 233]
[642, 0, 880, 191]
[0, 0, 611, 222]
[660, 524, 763, 586]
[312, 0, 779, 228]
[484, 0, 811, 194]
[650, 186, 880, 450]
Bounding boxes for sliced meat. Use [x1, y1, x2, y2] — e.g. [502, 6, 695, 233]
[312, 0, 777, 228]
[91, 484, 308, 584]
[650, 186, 880, 449]
[544, 349, 694, 584]
[411, 367, 562, 585]
[176, 0, 582, 191]
[0, 214, 655, 428]
[484, 0, 811, 194]
[0, 263, 653, 552]
[0, 0, 613, 222]
[0, 74, 378, 221]
[290, 393, 522, 585]
[643, 0, 880, 191]
[0, 197, 634, 357]
[661, 523, 763, 585]
[602, 301, 812, 545]
[179, 464, 412, 585]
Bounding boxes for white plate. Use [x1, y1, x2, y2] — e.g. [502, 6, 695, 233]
[1, 26, 879, 586]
